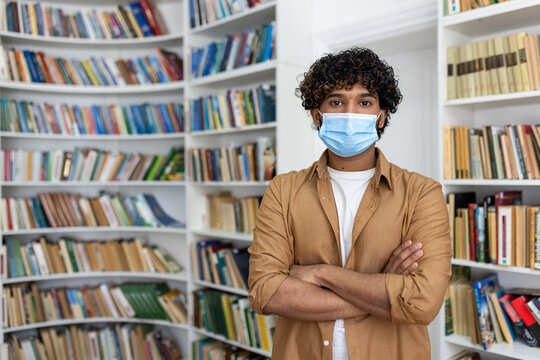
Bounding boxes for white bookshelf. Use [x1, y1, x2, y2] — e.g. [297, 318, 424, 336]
[436, 1, 540, 359]
[0, 0, 314, 358]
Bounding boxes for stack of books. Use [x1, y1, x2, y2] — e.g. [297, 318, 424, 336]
[203, 192, 260, 234]
[443, 124, 540, 180]
[444, 0, 511, 16]
[4, 236, 183, 278]
[447, 191, 540, 268]
[190, 84, 276, 132]
[446, 33, 540, 100]
[189, 0, 270, 28]
[446, 269, 540, 351]
[189, 136, 276, 182]
[4, 0, 168, 39]
[193, 289, 276, 351]
[6, 325, 182, 360]
[2, 47, 183, 85]
[190, 22, 274, 78]
[1, 147, 185, 182]
[0, 192, 185, 231]
[3, 282, 188, 326]
[1, 99, 185, 135]
[192, 338, 267, 359]
[191, 239, 250, 289]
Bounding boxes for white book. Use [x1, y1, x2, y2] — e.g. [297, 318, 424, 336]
[9, 197, 19, 230]
[1, 199, 9, 231]
[237, 297, 252, 345]
[1, 293, 7, 328]
[497, 206, 513, 266]
[114, 106, 129, 134]
[217, 94, 232, 128]
[98, 194, 120, 227]
[58, 239, 74, 273]
[508, 126, 525, 180]
[32, 242, 50, 275]
[76, 243, 91, 272]
[33, 151, 42, 181]
[121, 326, 133, 360]
[96, 58, 115, 86]
[88, 331, 101, 360]
[81, 10, 96, 40]
[70, 196, 85, 226]
[80, 149, 98, 181]
[120, 154, 141, 181]
[18, 198, 32, 229]
[78, 198, 97, 227]
[15, 149, 23, 182]
[52, 149, 64, 181]
[105, 58, 126, 86]
[135, 194, 159, 227]
[142, 248, 156, 273]
[73, 150, 86, 181]
[226, 35, 242, 72]
[98, 152, 119, 181]
[110, 287, 136, 318]
[229, 89, 244, 126]
[99, 284, 119, 318]
[251, 88, 263, 124]
[21, 340, 37, 360]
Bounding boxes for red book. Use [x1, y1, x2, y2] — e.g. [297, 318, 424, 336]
[5, 198, 13, 230]
[499, 294, 539, 347]
[139, 0, 162, 35]
[511, 295, 540, 342]
[494, 191, 522, 263]
[468, 203, 478, 261]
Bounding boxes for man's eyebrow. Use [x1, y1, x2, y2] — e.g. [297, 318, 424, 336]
[326, 92, 376, 99]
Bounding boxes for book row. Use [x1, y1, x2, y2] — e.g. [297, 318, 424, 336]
[446, 33, 540, 100]
[3, 282, 188, 328]
[191, 239, 249, 290]
[448, 191, 540, 268]
[443, 0, 510, 16]
[0, 192, 184, 231]
[190, 84, 276, 132]
[188, 137, 276, 182]
[446, 350, 480, 360]
[1, 46, 184, 85]
[1, 99, 185, 135]
[188, 0, 268, 28]
[203, 192, 260, 234]
[193, 289, 276, 351]
[447, 269, 540, 350]
[4, 0, 168, 39]
[4, 325, 182, 360]
[190, 22, 274, 79]
[4, 236, 183, 278]
[1, 146, 185, 182]
[193, 337, 267, 360]
[443, 124, 540, 180]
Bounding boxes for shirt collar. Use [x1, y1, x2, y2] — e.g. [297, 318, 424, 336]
[316, 148, 393, 190]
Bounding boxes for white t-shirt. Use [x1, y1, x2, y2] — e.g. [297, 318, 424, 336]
[327, 166, 376, 360]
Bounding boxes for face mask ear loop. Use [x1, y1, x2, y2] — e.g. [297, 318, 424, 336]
[316, 108, 323, 131]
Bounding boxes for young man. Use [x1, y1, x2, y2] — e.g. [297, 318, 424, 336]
[248, 48, 452, 359]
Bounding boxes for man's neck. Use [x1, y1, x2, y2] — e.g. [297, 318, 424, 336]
[327, 145, 377, 172]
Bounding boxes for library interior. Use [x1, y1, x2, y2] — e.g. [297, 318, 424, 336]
[0, 0, 539, 359]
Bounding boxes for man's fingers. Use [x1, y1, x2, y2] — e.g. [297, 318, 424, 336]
[393, 242, 422, 267]
[402, 262, 419, 275]
[396, 249, 423, 273]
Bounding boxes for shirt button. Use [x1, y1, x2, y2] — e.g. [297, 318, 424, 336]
[323, 340, 329, 346]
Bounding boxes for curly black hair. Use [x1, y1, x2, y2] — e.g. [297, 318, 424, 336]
[296, 47, 403, 137]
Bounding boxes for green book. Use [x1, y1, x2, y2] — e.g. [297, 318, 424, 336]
[111, 196, 131, 226]
[89, 150, 104, 181]
[6, 237, 26, 277]
[198, 291, 212, 331]
[154, 147, 178, 180]
[243, 91, 255, 125]
[64, 238, 79, 272]
[121, 106, 133, 134]
[244, 306, 254, 347]
[144, 156, 165, 181]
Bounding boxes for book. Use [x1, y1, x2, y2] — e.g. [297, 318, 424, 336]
[472, 273, 498, 350]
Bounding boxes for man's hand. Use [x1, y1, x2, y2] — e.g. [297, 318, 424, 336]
[289, 264, 325, 286]
[382, 240, 423, 275]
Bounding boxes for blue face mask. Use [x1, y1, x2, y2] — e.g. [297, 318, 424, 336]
[317, 110, 382, 158]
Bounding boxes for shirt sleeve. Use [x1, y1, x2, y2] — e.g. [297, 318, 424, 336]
[385, 179, 452, 325]
[248, 175, 293, 315]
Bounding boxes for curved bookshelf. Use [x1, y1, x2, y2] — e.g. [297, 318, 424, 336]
[444, 90, 540, 108]
[0, 31, 183, 46]
[189, 60, 276, 87]
[1, 226, 187, 236]
[451, 259, 540, 276]
[190, 122, 276, 137]
[445, 334, 539, 360]
[0, 132, 185, 140]
[0, 81, 185, 94]
[1, 181, 187, 187]
[190, 181, 270, 187]
[193, 327, 271, 358]
[189, 1, 276, 36]
[193, 280, 248, 296]
[4, 271, 188, 285]
[443, 179, 540, 186]
[4, 318, 189, 334]
[192, 229, 252, 242]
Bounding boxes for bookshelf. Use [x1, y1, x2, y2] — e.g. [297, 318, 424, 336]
[437, 0, 540, 359]
[1, 0, 314, 358]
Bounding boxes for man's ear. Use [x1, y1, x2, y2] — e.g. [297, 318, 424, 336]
[377, 110, 388, 129]
[310, 108, 321, 128]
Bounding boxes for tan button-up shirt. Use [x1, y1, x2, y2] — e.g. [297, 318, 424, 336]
[248, 149, 452, 359]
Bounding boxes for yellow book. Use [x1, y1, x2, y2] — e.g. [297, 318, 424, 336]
[220, 294, 237, 341]
[80, 60, 100, 85]
[502, 35, 516, 93]
[516, 32, 532, 91]
[125, 9, 144, 38]
[256, 314, 270, 351]
[474, 40, 488, 96]
[508, 33, 523, 92]
[28, 4, 39, 35]
[514, 205, 526, 267]
[493, 36, 510, 93]
[446, 47, 457, 100]
[486, 38, 501, 95]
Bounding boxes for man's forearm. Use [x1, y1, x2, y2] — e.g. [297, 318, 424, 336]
[263, 277, 367, 321]
[317, 265, 391, 319]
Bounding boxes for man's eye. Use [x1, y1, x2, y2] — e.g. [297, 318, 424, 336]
[331, 100, 342, 106]
[360, 101, 372, 106]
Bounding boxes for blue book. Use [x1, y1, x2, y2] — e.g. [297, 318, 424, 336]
[203, 98, 210, 130]
[130, 105, 147, 133]
[239, 29, 255, 67]
[201, 43, 217, 77]
[22, 50, 41, 82]
[88, 58, 109, 86]
[220, 35, 234, 72]
[103, 328, 112, 358]
[55, 9, 64, 37]
[100, 106, 115, 134]
[111, 328, 122, 357]
[74, 12, 89, 38]
[88, 13, 102, 39]
[6, 5, 14, 32]
[5, 238, 25, 277]
[72, 106, 86, 135]
[143, 105, 157, 133]
[122, 197, 144, 226]
[158, 104, 174, 133]
[72, 60, 91, 85]
[25, 243, 39, 275]
[35, 3, 44, 35]
[66, 289, 77, 308]
[32, 198, 48, 227]
[129, 2, 154, 36]
[137, 104, 152, 133]
[22, 5, 30, 35]
[263, 23, 274, 61]
[188, 0, 196, 28]
[90, 106, 106, 134]
[16, 101, 29, 132]
[148, 57, 168, 82]
[75, 290, 88, 317]
[473, 273, 498, 350]
[135, 57, 152, 84]
[195, 240, 221, 280]
[174, 104, 184, 131]
[141, 194, 184, 228]
[194, 99, 201, 131]
[124, 107, 139, 134]
[212, 149, 220, 181]
[189, 100, 197, 132]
